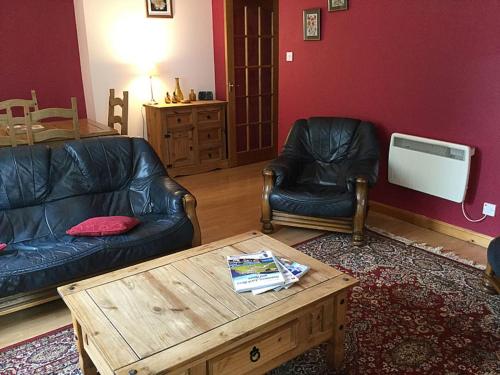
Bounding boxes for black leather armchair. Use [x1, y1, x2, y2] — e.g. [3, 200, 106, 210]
[261, 117, 379, 245]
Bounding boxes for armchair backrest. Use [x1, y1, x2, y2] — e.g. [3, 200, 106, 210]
[282, 117, 379, 186]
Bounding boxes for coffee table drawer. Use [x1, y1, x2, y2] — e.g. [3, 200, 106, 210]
[209, 321, 298, 375]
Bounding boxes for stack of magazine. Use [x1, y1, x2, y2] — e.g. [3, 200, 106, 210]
[227, 250, 309, 294]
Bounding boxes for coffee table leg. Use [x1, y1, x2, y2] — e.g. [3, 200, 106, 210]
[72, 316, 97, 375]
[327, 291, 347, 372]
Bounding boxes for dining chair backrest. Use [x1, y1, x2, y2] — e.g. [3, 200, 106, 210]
[108, 89, 129, 135]
[0, 94, 39, 147]
[25, 97, 80, 145]
[0, 90, 39, 128]
[0, 105, 19, 147]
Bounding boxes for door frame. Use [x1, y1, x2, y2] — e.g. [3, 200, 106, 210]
[224, 0, 279, 167]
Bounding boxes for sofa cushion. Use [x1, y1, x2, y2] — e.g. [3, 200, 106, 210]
[66, 216, 140, 237]
[0, 145, 50, 210]
[0, 214, 193, 297]
[269, 184, 355, 218]
[64, 137, 133, 194]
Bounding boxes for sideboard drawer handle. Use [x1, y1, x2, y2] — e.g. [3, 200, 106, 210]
[207, 133, 211, 138]
[249, 346, 260, 362]
[177, 118, 181, 123]
[208, 153, 212, 158]
[207, 115, 211, 120]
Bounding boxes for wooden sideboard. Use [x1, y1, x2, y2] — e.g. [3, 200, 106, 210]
[144, 100, 229, 177]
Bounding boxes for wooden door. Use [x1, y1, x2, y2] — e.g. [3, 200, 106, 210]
[226, 0, 279, 166]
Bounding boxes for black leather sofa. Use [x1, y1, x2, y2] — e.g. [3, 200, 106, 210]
[0, 136, 200, 314]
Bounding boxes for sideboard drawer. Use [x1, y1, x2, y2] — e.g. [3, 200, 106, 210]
[208, 321, 298, 375]
[167, 112, 193, 127]
[200, 147, 222, 162]
[198, 108, 222, 123]
[198, 126, 222, 145]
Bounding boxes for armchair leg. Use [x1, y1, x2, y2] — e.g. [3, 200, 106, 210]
[183, 194, 201, 247]
[261, 169, 275, 234]
[352, 178, 368, 246]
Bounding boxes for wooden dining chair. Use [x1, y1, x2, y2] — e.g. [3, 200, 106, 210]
[25, 97, 80, 145]
[0, 93, 38, 147]
[108, 89, 129, 135]
[0, 90, 39, 130]
[0, 106, 20, 147]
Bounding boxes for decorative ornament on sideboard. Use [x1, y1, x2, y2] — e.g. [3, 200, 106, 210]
[174, 77, 184, 101]
[164, 92, 171, 104]
[189, 89, 197, 102]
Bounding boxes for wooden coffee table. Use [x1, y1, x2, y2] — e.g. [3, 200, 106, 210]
[58, 232, 358, 375]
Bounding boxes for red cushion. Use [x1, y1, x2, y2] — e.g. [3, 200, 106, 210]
[0, 243, 6, 252]
[66, 216, 140, 237]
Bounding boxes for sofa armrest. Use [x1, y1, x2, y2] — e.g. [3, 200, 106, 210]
[149, 176, 190, 215]
[149, 176, 201, 246]
[265, 156, 300, 187]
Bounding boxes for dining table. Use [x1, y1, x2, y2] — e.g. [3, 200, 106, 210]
[0, 118, 120, 147]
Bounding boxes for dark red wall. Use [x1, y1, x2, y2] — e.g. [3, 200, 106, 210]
[277, 0, 500, 237]
[0, 0, 86, 117]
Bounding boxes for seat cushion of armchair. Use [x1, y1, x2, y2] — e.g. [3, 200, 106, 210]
[269, 184, 355, 219]
[0, 213, 193, 298]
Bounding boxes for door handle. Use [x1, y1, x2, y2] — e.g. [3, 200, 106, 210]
[228, 82, 235, 92]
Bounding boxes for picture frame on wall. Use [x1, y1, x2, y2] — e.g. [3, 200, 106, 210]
[303, 8, 321, 41]
[328, 0, 348, 12]
[146, 0, 173, 18]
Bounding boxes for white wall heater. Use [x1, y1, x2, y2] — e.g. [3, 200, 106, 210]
[388, 133, 475, 203]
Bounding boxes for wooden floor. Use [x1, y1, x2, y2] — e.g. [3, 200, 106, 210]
[0, 161, 487, 349]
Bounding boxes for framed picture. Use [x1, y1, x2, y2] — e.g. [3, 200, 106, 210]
[303, 8, 321, 41]
[146, 0, 173, 18]
[328, 0, 348, 12]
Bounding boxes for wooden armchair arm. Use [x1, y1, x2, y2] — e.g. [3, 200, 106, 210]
[261, 168, 275, 233]
[352, 177, 368, 245]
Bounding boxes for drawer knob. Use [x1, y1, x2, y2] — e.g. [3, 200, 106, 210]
[207, 115, 211, 119]
[177, 118, 181, 123]
[208, 153, 212, 158]
[249, 346, 261, 363]
[207, 133, 211, 138]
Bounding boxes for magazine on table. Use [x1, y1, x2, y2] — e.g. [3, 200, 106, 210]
[252, 257, 310, 295]
[227, 250, 285, 293]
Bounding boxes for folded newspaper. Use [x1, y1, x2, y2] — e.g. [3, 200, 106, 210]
[227, 250, 309, 294]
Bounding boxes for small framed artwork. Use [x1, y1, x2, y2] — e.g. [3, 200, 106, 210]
[303, 8, 321, 41]
[328, 0, 348, 12]
[146, 0, 173, 18]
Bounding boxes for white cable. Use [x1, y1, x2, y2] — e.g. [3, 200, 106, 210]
[461, 201, 487, 223]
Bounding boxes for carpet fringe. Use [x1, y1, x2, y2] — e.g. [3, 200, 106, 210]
[367, 225, 486, 270]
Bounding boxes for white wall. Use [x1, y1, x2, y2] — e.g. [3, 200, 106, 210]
[74, 0, 215, 137]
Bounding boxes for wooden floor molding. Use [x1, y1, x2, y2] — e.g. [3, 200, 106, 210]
[370, 201, 493, 248]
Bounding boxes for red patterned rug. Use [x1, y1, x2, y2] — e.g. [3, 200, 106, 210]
[1, 231, 499, 374]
